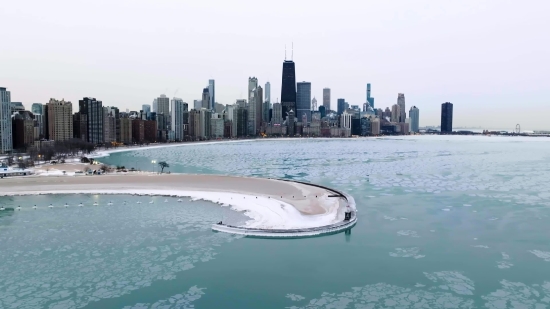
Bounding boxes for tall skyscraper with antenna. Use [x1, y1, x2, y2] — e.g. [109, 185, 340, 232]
[280, 45, 296, 121]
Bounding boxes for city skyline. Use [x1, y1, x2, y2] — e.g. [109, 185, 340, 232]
[1, 1, 549, 130]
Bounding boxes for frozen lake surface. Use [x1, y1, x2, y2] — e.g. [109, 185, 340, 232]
[1, 135, 550, 308]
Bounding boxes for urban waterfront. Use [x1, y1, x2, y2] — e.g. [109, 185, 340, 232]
[2, 136, 550, 308]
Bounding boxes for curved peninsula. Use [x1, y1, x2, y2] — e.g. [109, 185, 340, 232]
[0, 174, 356, 237]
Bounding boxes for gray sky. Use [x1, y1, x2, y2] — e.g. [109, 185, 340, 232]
[1, 0, 549, 130]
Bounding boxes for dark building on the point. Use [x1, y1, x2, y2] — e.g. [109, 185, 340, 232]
[280, 60, 296, 121]
[12, 111, 35, 150]
[319, 106, 326, 119]
[78, 97, 104, 144]
[441, 102, 453, 133]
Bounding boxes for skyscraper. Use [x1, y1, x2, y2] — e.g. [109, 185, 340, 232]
[156, 95, 169, 118]
[397, 93, 406, 122]
[280, 60, 296, 120]
[142, 104, 151, 114]
[171, 98, 188, 141]
[201, 88, 210, 110]
[337, 98, 346, 115]
[79, 97, 104, 144]
[311, 97, 317, 111]
[391, 104, 401, 123]
[323, 88, 331, 111]
[47, 98, 73, 142]
[0, 87, 12, 154]
[31, 103, 43, 115]
[296, 82, 311, 122]
[366, 83, 375, 109]
[265, 81, 271, 104]
[247, 83, 263, 135]
[441, 102, 453, 133]
[208, 79, 215, 110]
[409, 106, 420, 133]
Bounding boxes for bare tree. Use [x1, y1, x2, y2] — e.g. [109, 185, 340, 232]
[158, 161, 169, 173]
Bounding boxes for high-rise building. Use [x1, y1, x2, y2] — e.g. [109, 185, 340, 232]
[323, 88, 331, 111]
[391, 104, 401, 123]
[409, 106, 420, 133]
[208, 79, 215, 110]
[319, 106, 326, 119]
[103, 107, 116, 144]
[31, 103, 43, 115]
[0, 87, 12, 154]
[441, 102, 453, 133]
[397, 93, 406, 122]
[79, 97, 104, 144]
[232, 106, 248, 137]
[247, 83, 263, 135]
[193, 100, 202, 110]
[202, 88, 210, 110]
[311, 97, 317, 111]
[366, 84, 375, 109]
[337, 98, 346, 115]
[171, 98, 188, 141]
[12, 111, 35, 150]
[265, 82, 271, 104]
[142, 104, 151, 114]
[272, 102, 283, 125]
[119, 117, 132, 144]
[280, 60, 296, 120]
[47, 98, 73, 142]
[296, 82, 311, 123]
[156, 95, 169, 118]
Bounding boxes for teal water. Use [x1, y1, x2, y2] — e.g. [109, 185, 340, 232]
[2, 136, 550, 308]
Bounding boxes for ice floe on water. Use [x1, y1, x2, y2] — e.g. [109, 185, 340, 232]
[397, 230, 420, 237]
[286, 294, 306, 302]
[423, 271, 475, 295]
[383, 215, 397, 221]
[529, 250, 550, 261]
[472, 245, 489, 249]
[121, 286, 205, 309]
[482, 280, 550, 308]
[0, 197, 242, 309]
[389, 247, 425, 259]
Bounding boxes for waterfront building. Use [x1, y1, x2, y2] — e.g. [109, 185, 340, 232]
[337, 98, 346, 115]
[171, 98, 188, 141]
[232, 106, 248, 137]
[47, 98, 73, 142]
[280, 60, 296, 121]
[131, 119, 145, 143]
[0, 87, 12, 154]
[202, 88, 210, 110]
[397, 93, 406, 122]
[119, 117, 132, 144]
[78, 97, 104, 144]
[144, 120, 157, 142]
[12, 111, 35, 150]
[323, 88, 330, 111]
[73, 112, 87, 141]
[441, 102, 453, 133]
[371, 118, 380, 135]
[211, 113, 224, 138]
[208, 79, 215, 111]
[296, 82, 311, 123]
[311, 97, 317, 111]
[103, 107, 116, 144]
[409, 106, 420, 133]
[399, 122, 410, 135]
[197, 108, 212, 139]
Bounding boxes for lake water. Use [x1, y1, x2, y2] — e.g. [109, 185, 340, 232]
[1, 136, 550, 308]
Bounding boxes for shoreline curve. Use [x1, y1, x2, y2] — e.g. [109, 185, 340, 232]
[0, 174, 356, 235]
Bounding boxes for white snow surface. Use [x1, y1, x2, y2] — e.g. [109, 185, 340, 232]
[5, 189, 342, 229]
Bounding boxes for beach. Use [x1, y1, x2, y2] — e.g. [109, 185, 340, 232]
[0, 174, 346, 229]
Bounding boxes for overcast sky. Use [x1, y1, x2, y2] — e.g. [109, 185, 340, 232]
[1, 0, 549, 129]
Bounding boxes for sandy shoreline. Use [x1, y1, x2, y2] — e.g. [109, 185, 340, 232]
[0, 174, 345, 229]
